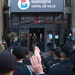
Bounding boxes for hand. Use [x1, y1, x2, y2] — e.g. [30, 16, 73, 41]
[34, 46, 41, 62]
[34, 46, 40, 53]
[30, 56, 43, 75]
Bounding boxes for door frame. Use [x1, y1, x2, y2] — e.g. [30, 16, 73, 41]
[29, 28, 44, 51]
[20, 24, 55, 51]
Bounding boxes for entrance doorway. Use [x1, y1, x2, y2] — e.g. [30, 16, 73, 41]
[20, 25, 55, 52]
[29, 28, 44, 51]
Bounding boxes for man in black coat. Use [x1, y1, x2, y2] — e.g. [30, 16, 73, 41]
[48, 44, 73, 75]
[38, 33, 44, 52]
[13, 45, 32, 75]
[0, 51, 17, 75]
[67, 33, 73, 46]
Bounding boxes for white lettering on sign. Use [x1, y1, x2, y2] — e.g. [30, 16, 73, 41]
[31, 5, 41, 8]
[31, 0, 51, 4]
[42, 5, 46, 8]
[47, 5, 56, 8]
[30, 0, 56, 9]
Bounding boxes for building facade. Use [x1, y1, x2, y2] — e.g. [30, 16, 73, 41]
[0, 0, 3, 41]
[72, 0, 75, 38]
[0, 0, 75, 51]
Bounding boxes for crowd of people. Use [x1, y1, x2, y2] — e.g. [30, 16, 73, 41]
[0, 38, 75, 75]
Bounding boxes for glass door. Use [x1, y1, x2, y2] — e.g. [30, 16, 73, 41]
[46, 28, 56, 51]
[29, 28, 44, 51]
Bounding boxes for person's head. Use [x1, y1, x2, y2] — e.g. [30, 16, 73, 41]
[23, 47, 30, 58]
[50, 48, 61, 59]
[60, 44, 73, 58]
[13, 45, 25, 61]
[33, 33, 36, 36]
[0, 51, 17, 75]
[53, 48, 62, 59]
[69, 33, 72, 36]
[40, 33, 42, 37]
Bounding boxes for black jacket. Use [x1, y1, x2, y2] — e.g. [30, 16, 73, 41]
[13, 62, 30, 75]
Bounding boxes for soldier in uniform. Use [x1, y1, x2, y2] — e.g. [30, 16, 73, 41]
[45, 48, 61, 72]
[29, 33, 33, 51]
[48, 44, 73, 75]
[67, 33, 73, 46]
[32, 33, 38, 50]
[0, 51, 17, 75]
[29, 44, 73, 75]
[13, 45, 33, 75]
[38, 33, 44, 52]
[23, 47, 31, 65]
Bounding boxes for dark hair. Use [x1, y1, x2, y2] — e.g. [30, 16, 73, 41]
[23, 47, 29, 55]
[0, 51, 17, 73]
[13, 45, 25, 59]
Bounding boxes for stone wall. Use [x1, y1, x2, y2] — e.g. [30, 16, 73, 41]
[71, 0, 75, 40]
[0, 0, 3, 41]
[72, 0, 75, 28]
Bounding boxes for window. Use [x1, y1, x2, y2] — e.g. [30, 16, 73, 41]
[65, 0, 71, 7]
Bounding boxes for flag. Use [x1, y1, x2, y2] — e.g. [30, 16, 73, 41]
[34, 15, 38, 25]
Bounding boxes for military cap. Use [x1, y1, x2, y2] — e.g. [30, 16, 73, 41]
[13, 45, 25, 59]
[61, 44, 73, 55]
[53, 48, 61, 57]
[0, 51, 17, 73]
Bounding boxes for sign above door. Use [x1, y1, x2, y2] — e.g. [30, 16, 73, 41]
[8, 0, 64, 13]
